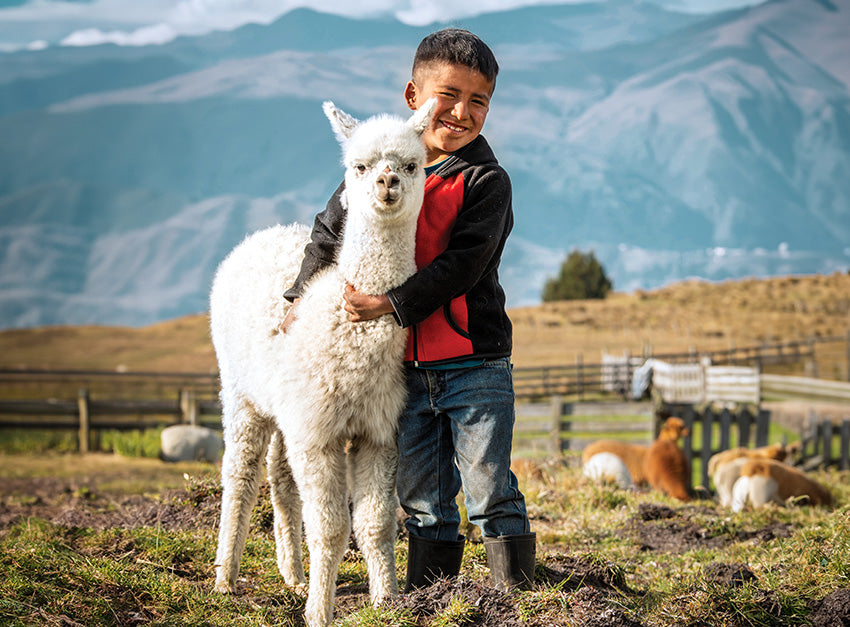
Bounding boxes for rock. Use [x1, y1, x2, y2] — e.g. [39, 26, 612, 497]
[161, 425, 223, 463]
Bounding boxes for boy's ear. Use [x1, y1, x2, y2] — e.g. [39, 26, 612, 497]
[409, 97, 438, 135]
[404, 81, 418, 111]
[323, 101, 359, 143]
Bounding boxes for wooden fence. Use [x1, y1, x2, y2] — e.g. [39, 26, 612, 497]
[512, 399, 654, 456]
[660, 402, 771, 489]
[512, 398, 773, 489]
[798, 413, 850, 472]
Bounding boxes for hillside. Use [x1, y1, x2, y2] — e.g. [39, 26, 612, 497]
[1, 0, 849, 327]
[1, 273, 847, 374]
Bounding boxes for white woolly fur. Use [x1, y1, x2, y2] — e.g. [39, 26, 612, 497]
[210, 99, 437, 627]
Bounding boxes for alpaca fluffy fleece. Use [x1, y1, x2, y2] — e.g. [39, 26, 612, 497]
[643, 417, 691, 501]
[210, 99, 437, 627]
[583, 452, 634, 489]
[729, 458, 833, 512]
[707, 443, 790, 477]
[581, 440, 649, 486]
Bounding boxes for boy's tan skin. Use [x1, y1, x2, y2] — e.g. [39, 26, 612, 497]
[281, 61, 495, 331]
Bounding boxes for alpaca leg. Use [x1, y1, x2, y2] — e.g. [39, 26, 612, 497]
[266, 429, 307, 588]
[289, 443, 350, 627]
[348, 437, 400, 605]
[214, 400, 272, 593]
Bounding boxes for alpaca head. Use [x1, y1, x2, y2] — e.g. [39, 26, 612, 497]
[659, 417, 689, 442]
[323, 99, 438, 223]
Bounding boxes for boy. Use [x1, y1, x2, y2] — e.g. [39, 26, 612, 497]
[283, 28, 534, 592]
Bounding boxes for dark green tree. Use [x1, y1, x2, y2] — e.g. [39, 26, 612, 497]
[542, 249, 613, 302]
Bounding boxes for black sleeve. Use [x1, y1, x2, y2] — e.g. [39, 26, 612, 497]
[387, 167, 513, 327]
[283, 181, 347, 301]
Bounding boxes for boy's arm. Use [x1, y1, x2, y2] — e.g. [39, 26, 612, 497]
[283, 182, 346, 302]
[387, 167, 513, 327]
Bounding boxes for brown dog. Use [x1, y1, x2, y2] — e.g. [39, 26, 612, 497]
[731, 458, 833, 511]
[581, 440, 649, 486]
[643, 417, 691, 501]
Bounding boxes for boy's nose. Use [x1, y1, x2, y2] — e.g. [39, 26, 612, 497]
[452, 101, 469, 119]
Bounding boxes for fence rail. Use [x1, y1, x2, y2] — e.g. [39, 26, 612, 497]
[1, 333, 848, 457]
[761, 374, 850, 403]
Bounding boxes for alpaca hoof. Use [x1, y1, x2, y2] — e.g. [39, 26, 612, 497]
[213, 580, 235, 594]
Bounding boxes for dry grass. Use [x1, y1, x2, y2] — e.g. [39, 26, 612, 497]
[0, 273, 848, 373]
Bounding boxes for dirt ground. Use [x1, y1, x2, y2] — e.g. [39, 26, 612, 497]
[3, 470, 850, 627]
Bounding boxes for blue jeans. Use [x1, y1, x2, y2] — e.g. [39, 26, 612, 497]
[396, 358, 530, 541]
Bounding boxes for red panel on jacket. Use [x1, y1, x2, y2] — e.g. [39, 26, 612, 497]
[405, 172, 474, 363]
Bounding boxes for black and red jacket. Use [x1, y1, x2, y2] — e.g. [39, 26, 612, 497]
[284, 134, 513, 367]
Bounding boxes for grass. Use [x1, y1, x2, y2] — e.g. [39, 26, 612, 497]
[1, 453, 848, 626]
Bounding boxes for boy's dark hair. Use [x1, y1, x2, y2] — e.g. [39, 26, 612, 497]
[413, 28, 499, 86]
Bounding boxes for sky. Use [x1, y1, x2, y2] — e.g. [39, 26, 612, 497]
[0, 0, 768, 52]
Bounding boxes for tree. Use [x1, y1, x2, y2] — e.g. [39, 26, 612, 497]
[542, 249, 613, 302]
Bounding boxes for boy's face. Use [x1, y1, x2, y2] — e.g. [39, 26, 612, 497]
[404, 61, 493, 166]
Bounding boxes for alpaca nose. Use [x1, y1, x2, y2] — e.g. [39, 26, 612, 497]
[376, 172, 399, 191]
[375, 171, 400, 202]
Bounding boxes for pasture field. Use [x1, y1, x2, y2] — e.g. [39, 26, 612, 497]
[0, 273, 848, 374]
[1, 452, 849, 626]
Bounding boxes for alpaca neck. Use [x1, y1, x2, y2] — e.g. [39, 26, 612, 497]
[337, 212, 418, 295]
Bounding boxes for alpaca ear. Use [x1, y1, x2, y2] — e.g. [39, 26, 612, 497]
[323, 101, 359, 143]
[408, 97, 438, 135]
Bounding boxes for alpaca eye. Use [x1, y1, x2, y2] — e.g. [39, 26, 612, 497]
[405, 163, 418, 174]
[355, 164, 367, 173]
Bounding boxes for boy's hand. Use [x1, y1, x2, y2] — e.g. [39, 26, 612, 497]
[279, 298, 300, 334]
[344, 285, 394, 322]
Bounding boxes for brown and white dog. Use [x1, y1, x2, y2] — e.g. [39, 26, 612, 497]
[730, 458, 833, 512]
[581, 440, 649, 487]
[643, 417, 691, 501]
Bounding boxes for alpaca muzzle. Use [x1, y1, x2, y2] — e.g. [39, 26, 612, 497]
[375, 171, 400, 204]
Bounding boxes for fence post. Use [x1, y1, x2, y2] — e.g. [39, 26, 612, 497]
[822, 420, 833, 467]
[719, 408, 731, 451]
[755, 409, 770, 447]
[549, 395, 563, 455]
[180, 388, 199, 425]
[737, 407, 752, 449]
[807, 337, 818, 378]
[576, 354, 583, 400]
[840, 420, 850, 471]
[845, 329, 850, 382]
[77, 388, 90, 453]
[701, 407, 714, 489]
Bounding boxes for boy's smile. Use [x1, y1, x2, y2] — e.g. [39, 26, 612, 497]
[404, 62, 493, 166]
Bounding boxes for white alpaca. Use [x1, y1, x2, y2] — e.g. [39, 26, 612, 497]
[209, 99, 436, 627]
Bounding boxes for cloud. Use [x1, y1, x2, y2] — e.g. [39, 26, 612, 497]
[61, 23, 177, 47]
[0, 0, 768, 51]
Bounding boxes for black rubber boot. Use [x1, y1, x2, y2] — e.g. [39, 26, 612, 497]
[404, 534, 465, 592]
[483, 532, 537, 592]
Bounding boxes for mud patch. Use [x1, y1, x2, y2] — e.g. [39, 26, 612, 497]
[0, 479, 225, 532]
[629, 503, 792, 553]
[809, 588, 850, 627]
[541, 554, 631, 592]
[390, 578, 525, 627]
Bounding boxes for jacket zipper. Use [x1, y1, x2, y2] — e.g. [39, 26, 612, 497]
[412, 324, 420, 367]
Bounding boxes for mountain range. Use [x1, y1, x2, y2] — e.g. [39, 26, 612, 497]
[0, 0, 848, 328]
